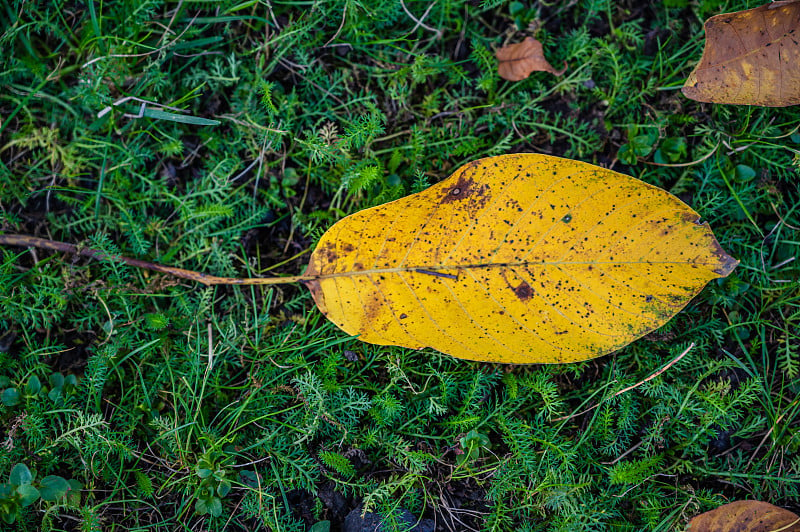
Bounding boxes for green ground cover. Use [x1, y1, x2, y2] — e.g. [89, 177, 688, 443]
[1, 1, 799, 530]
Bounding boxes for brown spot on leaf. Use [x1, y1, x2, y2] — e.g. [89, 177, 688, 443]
[363, 291, 383, 323]
[440, 174, 491, 211]
[680, 211, 701, 225]
[311, 240, 339, 271]
[514, 281, 533, 301]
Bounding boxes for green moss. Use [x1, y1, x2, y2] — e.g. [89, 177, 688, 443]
[0, 0, 799, 530]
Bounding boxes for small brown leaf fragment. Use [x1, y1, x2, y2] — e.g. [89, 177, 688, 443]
[496, 37, 567, 81]
[682, 0, 800, 106]
[688, 500, 800, 532]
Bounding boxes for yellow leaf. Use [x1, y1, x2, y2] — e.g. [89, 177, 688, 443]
[305, 154, 737, 364]
[682, 1, 800, 107]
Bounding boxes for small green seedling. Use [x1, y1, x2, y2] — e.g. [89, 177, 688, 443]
[0, 464, 80, 524]
[653, 136, 688, 164]
[0, 373, 78, 407]
[457, 430, 492, 467]
[194, 453, 233, 517]
[617, 126, 658, 165]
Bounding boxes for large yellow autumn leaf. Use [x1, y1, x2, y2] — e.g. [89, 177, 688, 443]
[305, 154, 737, 364]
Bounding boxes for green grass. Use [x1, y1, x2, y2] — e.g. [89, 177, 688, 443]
[1, 0, 799, 530]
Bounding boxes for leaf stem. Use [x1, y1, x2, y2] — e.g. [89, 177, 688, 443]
[0, 233, 308, 286]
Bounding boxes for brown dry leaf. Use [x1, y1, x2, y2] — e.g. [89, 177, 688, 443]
[688, 500, 800, 531]
[304, 154, 737, 364]
[495, 37, 567, 81]
[682, 1, 800, 106]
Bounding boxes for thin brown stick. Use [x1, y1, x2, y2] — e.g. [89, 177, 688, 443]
[0, 233, 308, 286]
[641, 142, 720, 167]
[553, 342, 695, 422]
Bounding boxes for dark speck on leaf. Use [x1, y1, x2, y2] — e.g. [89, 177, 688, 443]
[514, 281, 533, 301]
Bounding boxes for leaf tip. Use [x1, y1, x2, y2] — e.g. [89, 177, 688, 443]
[715, 252, 739, 278]
[709, 236, 738, 277]
[706, 238, 738, 277]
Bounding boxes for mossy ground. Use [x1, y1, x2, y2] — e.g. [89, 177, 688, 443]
[1, 1, 799, 531]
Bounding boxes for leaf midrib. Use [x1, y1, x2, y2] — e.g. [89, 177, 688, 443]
[309, 259, 718, 281]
